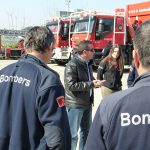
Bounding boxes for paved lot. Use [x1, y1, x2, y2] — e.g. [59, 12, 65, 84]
[0, 60, 129, 118]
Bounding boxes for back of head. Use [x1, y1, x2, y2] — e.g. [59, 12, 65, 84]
[134, 20, 150, 68]
[108, 41, 112, 46]
[134, 20, 138, 24]
[25, 26, 55, 54]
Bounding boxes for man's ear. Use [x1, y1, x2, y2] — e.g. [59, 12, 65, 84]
[80, 50, 86, 56]
[47, 43, 53, 52]
[133, 50, 140, 69]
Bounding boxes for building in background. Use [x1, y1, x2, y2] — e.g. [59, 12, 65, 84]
[126, 1, 150, 25]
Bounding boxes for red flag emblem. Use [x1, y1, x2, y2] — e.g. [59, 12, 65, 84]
[56, 96, 65, 107]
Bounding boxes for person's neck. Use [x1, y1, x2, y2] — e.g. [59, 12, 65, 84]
[112, 57, 117, 62]
[27, 51, 48, 64]
[137, 65, 150, 76]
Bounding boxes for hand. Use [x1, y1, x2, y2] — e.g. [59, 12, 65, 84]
[129, 66, 133, 72]
[93, 80, 105, 88]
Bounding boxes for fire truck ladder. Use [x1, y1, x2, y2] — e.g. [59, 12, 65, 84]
[56, 17, 60, 46]
[69, 10, 94, 47]
[113, 9, 126, 45]
[47, 16, 70, 45]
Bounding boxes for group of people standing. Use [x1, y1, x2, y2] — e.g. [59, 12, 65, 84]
[85, 20, 150, 150]
[64, 40, 125, 150]
[1, 19, 150, 150]
[0, 25, 125, 150]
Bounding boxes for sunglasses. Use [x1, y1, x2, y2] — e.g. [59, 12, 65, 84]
[87, 48, 95, 52]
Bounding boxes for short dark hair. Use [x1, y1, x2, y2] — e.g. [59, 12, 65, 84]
[134, 20, 138, 24]
[75, 40, 93, 54]
[134, 20, 150, 68]
[25, 26, 55, 54]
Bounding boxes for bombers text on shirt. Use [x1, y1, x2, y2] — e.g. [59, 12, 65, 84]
[0, 74, 30, 87]
[121, 113, 150, 126]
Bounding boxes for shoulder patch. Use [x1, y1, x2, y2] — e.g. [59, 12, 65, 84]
[56, 96, 65, 108]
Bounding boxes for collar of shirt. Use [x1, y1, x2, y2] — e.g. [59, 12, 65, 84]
[133, 72, 150, 87]
[20, 54, 48, 68]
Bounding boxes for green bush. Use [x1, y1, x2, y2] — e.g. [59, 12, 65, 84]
[3, 43, 18, 48]
[1, 35, 19, 48]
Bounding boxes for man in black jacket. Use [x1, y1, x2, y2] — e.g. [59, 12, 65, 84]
[64, 40, 105, 150]
[84, 20, 150, 150]
[0, 26, 71, 150]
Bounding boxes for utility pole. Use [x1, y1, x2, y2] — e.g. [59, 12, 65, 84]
[65, 0, 71, 16]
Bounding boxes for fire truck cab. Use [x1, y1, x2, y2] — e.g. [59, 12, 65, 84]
[46, 17, 74, 65]
[69, 9, 134, 66]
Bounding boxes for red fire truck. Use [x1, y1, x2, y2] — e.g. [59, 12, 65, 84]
[126, 1, 150, 25]
[46, 17, 74, 65]
[69, 9, 134, 66]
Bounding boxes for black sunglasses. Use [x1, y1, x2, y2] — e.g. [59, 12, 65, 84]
[86, 48, 95, 52]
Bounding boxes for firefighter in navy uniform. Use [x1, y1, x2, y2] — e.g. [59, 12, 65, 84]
[84, 20, 150, 150]
[0, 26, 71, 150]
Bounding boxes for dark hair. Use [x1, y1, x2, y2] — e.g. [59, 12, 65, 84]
[134, 20, 138, 24]
[25, 26, 55, 54]
[101, 44, 124, 74]
[75, 40, 93, 54]
[108, 41, 112, 45]
[134, 20, 150, 68]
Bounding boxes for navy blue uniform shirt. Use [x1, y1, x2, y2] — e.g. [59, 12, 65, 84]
[85, 73, 150, 150]
[0, 54, 71, 150]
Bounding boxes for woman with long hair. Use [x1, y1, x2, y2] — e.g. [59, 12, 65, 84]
[97, 44, 124, 98]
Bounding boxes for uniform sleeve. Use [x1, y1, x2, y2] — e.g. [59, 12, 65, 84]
[36, 85, 71, 150]
[64, 63, 94, 91]
[84, 105, 107, 150]
[97, 62, 106, 80]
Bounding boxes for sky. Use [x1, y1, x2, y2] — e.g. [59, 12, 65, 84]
[0, 0, 148, 30]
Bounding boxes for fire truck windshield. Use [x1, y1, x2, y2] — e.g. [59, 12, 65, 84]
[97, 18, 114, 33]
[46, 23, 61, 35]
[73, 19, 95, 34]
